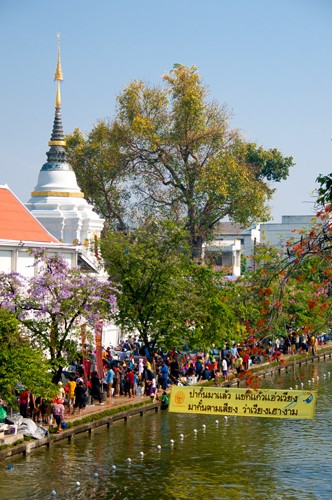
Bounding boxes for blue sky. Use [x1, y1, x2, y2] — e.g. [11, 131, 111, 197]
[1, 0, 332, 222]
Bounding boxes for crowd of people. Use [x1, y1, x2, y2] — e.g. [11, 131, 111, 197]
[11, 330, 328, 433]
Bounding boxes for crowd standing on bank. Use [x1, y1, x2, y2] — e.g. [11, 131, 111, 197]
[1, 330, 329, 430]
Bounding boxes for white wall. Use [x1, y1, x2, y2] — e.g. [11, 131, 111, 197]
[260, 216, 317, 248]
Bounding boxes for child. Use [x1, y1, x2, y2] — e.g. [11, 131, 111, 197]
[160, 391, 169, 410]
[52, 399, 65, 434]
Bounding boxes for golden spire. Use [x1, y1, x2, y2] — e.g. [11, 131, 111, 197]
[48, 33, 66, 147]
[54, 32, 63, 81]
[54, 33, 63, 109]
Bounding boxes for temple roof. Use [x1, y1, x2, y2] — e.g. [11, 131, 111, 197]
[0, 185, 58, 243]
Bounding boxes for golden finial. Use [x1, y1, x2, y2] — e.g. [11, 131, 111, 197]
[54, 32, 63, 81]
[48, 33, 66, 147]
[53, 33, 63, 109]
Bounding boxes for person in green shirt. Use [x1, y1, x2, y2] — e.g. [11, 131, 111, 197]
[160, 391, 169, 410]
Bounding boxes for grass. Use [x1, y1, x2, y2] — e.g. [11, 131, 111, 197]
[48, 399, 151, 433]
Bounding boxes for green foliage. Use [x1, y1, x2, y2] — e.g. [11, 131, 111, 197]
[244, 143, 293, 182]
[316, 172, 332, 206]
[0, 309, 56, 407]
[181, 266, 245, 350]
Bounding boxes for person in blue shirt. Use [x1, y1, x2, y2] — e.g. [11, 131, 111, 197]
[195, 359, 203, 381]
[106, 367, 114, 400]
[160, 362, 169, 390]
[202, 366, 211, 381]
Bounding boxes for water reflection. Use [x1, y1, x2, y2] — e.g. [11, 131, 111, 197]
[1, 361, 332, 499]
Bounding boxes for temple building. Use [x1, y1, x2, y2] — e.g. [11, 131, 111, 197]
[26, 37, 104, 273]
[0, 184, 77, 275]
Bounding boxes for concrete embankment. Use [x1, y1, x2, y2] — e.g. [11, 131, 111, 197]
[0, 399, 160, 461]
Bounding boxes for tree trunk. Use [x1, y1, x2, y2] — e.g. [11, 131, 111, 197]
[191, 236, 204, 262]
[52, 365, 63, 385]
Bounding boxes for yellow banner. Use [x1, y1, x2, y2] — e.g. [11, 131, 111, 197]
[169, 386, 317, 419]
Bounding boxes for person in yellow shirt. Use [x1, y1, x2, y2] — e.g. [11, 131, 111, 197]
[67, 375, 77, 414]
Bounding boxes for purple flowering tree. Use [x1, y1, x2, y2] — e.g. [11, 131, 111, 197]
[0, 251, 116, 383]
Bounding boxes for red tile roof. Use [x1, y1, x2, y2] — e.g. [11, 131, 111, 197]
[0, 185, 58, 243]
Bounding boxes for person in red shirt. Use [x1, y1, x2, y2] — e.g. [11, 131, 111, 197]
[19, 390, 30, 418]
[242, 351, 250, 371]
[126, 368, 135, 398]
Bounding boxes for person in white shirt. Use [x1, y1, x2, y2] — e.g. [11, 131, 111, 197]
[222, 358, 228, 381]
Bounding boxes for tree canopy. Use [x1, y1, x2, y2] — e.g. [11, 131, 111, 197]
[67, 64, 294, 259]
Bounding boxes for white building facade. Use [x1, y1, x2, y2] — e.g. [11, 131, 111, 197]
[207, 215, 318, 275]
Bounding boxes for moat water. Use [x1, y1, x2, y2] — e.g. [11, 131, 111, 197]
[1, 359, 332, 499]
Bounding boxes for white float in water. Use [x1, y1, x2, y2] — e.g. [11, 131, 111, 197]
[170, 439, 175, 445]
[295, 385, 298, 389]
[51, 492, 57, 497]
[127, 458, 131, 463]
[111, 465, 116, 471]
[93, 473, 99, 478]
[180, 434, 184, 439]
[224, 416, 228, 420]
[75, 482, 80, 487]
[193, 429, 198, 433]
[328, 372, 331, 377]
[157, 445, 161, 450]
[139, 451, 144, 457]
[312, 378, 315, 382]
[323, 374, 326, 379]
[202, 424, 206, 430]
[215, 420, 219, 425]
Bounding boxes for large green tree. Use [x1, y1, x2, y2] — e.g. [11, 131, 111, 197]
[67, 64, 293, 259]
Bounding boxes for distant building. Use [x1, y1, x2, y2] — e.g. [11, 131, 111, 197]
[260, 215, 318, 247]
[205, 221, 259, 275]
[206, 215, 318, 275]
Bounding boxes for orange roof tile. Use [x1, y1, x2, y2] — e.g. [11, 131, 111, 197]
[0, 185, 58, 243]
